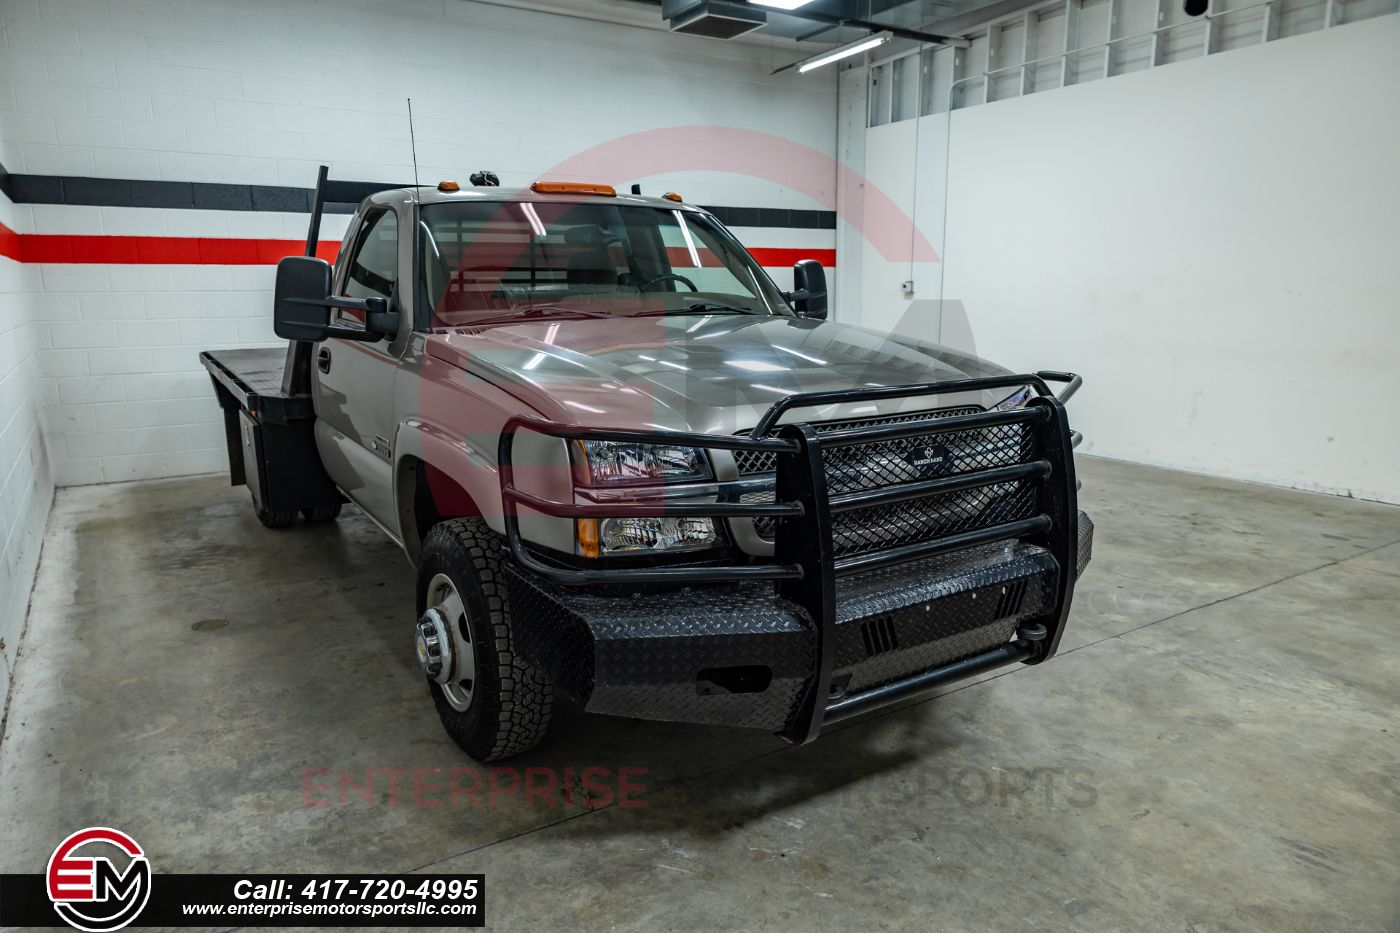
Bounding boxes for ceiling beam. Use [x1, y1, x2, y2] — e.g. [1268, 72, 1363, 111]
[913, 0, 1057, 36]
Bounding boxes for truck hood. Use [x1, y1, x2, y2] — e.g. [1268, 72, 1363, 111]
[426, 314, 1016, 434]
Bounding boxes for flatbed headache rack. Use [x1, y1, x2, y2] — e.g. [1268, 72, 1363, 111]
[498, 371, 1083, 745]
[199, 167, 405, 515]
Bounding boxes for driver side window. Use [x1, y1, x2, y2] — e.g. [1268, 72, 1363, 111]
[338, 208, 399, 325]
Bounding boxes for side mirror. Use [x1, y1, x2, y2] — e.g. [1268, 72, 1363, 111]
[273, 256, 398, 342]
[790, 259, 828, 320]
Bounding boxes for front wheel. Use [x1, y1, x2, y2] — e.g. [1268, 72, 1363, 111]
[415, 518, 552, 761]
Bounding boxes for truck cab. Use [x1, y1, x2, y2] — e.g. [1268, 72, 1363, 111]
[203, 171, 1093, 761]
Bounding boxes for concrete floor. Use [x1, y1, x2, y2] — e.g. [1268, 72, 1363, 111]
[2, 456, 1398, 931]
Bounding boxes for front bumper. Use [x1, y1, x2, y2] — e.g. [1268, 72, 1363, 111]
[506, 511, 1093, 734]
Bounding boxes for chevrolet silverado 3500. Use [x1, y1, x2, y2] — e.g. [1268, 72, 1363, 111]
[201, 169, 1093, 761]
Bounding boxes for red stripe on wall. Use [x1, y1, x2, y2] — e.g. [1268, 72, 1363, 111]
[0, 227, 834, 268]
[746, 247, 835, 268]
[663, 246, 836, 269]
[0, 221, 22, 262]
[20, 234, 342, 265]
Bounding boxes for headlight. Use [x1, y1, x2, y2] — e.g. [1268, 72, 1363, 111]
[572, 440, 711, 486]
[991, 385, 1034, 411]
[580, 516, 717, 556]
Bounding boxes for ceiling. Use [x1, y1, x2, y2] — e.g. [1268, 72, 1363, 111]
[751, 1, 972, 41]
[651, 0, 1017, 45]
[466, 0, 1033, 49]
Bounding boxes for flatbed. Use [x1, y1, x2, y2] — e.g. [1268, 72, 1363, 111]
[201, 346, 341, 525]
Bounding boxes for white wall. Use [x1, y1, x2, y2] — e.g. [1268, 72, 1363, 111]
[0, 0, 838, 485]
[849, 16, 1400, 503]
[0, 187, 53, 705]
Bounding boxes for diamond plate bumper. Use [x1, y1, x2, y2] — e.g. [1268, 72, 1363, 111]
[505, 510, 1094, 734]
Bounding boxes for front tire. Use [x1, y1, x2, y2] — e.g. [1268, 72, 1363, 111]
[416, 518, 552, 761]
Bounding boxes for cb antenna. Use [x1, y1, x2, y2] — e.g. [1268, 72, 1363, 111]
[407, 98, 420, 191]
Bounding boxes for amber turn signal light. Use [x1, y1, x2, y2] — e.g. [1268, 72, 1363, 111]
[576, 518, 601, 559]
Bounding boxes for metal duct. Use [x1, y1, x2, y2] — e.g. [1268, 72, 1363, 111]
[662, 0, 767, 38]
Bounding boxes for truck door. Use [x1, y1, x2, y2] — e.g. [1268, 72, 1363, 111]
[311, 205, 404, 533]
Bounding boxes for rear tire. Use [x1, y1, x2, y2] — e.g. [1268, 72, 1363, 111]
[301, 503, 342, 522]
[255, 504, 297, 528]
[416, 517, 552, 761]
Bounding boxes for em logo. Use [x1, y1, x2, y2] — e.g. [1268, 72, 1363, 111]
[45, 827, 152, 933]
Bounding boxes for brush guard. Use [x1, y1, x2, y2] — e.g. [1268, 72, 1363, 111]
[498, 372, 1085, 744]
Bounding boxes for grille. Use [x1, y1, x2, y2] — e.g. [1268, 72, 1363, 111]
[733, 406, 982, 475]
[734, 405, 1039, 557]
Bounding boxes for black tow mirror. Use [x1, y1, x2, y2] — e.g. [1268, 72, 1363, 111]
[273, 256, 398, 342]
[790, 259, 828, 320]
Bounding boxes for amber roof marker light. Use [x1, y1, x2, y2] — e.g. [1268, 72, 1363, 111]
[437, 180, 461, 192]
[531, 181, 618, 197]
[663, 192, 684, 203]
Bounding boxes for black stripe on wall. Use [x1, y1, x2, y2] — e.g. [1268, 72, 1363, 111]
[0, 171, 838, 229]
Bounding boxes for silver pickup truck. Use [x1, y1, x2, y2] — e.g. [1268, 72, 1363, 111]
[201, 169, 1093, 761]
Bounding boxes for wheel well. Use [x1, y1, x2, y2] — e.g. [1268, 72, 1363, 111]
[399, 457, 482, 561]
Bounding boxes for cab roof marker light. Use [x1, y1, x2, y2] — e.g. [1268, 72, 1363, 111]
[796, 32, 892, 74]
[531, 181, 618, 197]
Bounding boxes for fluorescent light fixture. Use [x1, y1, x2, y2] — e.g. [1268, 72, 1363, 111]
[751, 0, 817, 9]
[726, 359, 786, 373]
[520, 202, 547, 240]
[673, 210, 702, 268]
[773, 345, 826, 365]
[796, 31, 892, 74]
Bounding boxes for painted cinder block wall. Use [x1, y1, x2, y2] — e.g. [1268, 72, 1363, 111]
[0, 0, 840, 486]
[846, 16, 1400, 504]
[0, 183, 52, 702]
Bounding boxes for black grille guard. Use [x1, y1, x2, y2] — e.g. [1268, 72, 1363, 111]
[498, 371, 1083, 743]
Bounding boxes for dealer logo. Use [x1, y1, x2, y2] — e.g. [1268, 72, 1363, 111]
[46, 828, 152, 932]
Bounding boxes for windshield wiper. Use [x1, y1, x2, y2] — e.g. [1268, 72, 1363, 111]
[638, 302, 767, 317]
[460, 305, 612, 327]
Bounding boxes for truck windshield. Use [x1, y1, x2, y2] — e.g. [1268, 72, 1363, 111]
[419, 200, 793, 326]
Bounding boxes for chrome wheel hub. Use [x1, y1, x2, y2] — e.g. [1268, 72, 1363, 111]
[415, 608, 453, 681]
[419, 573, 477, 712]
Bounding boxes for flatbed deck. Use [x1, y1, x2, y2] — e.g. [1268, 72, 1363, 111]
[200, 347, 313, 423]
